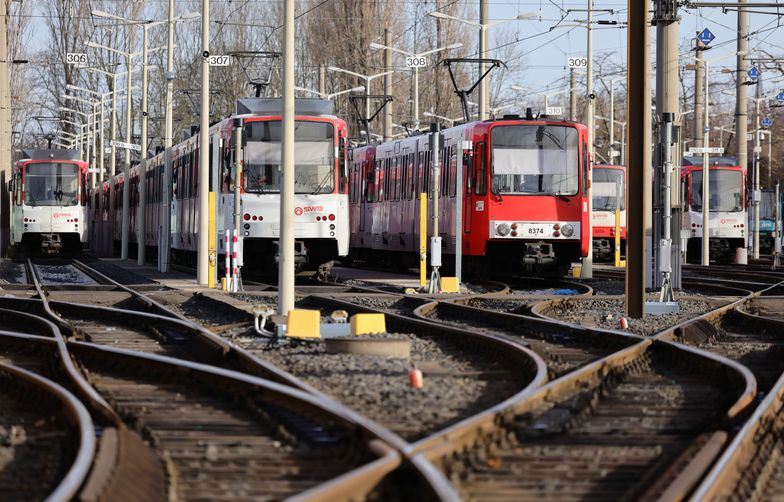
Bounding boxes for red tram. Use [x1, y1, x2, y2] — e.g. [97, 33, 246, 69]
[592, 165, 626, 260]
[348, 116, 591, 276]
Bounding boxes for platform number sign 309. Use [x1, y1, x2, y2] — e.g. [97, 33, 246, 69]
[66, 53, 88, 65]
[208, 55, 231, 66]
[567, 57, 588, 68]
[406, 56, 428, 68]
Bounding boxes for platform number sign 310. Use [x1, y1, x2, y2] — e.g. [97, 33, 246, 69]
[66, 53, 88, 65]
[567, 57, 588, 68]
[406, 56, 428, 68]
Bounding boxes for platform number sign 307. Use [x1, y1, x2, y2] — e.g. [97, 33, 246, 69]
[406, 56, 428, 68]
[208, 55, 231, 66]
[567, 57, 588, 68]
[66, 53, 88, 65]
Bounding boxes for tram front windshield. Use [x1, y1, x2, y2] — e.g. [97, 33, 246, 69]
[24, 163, 79, 206]
[243, 120, 334, 194]
[593, 168, 625, 211]
[490, 124, 579, 196]
[690, 169, 743, 212]
[760, 190, 776, 219]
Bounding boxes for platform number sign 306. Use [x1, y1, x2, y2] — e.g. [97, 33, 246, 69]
[66, 53, 88, 65]
[567, 57, 588, 68]
[406, 56, 428, 68]
[208, 55, 231, 66]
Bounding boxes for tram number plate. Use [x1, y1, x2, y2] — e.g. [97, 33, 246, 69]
[521, 224, 551, 237]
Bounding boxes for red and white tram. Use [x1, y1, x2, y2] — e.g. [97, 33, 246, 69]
[592, 165, 626, 260]
[681, 156, 747, 263]
[92, 99, 350, 275]
[348, 116, 591, 276]
[8, 149, 89, 254]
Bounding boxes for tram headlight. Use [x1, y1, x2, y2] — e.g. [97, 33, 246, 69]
[497, 223, 511, 236]
[561, 224, 574, 237]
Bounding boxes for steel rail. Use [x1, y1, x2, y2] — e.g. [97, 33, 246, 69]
[65, 339, 446, 500]
[0, 359, 95, 502]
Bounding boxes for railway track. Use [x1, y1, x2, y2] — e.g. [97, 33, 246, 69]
[416, 340, 754, 501]
[166, 291, 547, 443]
[0, 354, 94, 502]
[413, 298, 639, 379]
[666, 298, 784, 395]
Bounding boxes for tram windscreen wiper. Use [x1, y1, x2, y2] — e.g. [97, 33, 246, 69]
[311, 169, 332, 195]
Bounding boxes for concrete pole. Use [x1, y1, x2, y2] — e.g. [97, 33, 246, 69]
[120, 35, 134, 261]
[736, 1, 748, 175]
[625, 0, 650, 318]
[318, 64, 325, 95]
[702, 62, 710, 266]
[569, 68, 577, 121]
[197, 0, 210, 285]
[278, 0, 295, 315]
[138, 26, 149, 265]
[580, 0, 594, 278]
[383, 29, 392, 141]
[478, 0, 488, 121]
[694, 35, 704, 142]
[364, 75, 371, 137]
[159, 0, 175, 273]
[0, 0, 9, 180]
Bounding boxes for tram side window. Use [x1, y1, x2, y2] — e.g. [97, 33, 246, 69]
[364, 163, 375, 203]
[13, 172, 21, 205]
[449, 146, 457, 197]
[474, 142, 487, 195]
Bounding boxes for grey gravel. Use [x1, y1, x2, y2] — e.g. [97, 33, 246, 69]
[540, 294, 719, 336]
[0, 261, 25, 284]
[80, 257, 158, 285]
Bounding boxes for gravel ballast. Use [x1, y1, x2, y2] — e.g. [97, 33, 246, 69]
[539, 295, 720, 336]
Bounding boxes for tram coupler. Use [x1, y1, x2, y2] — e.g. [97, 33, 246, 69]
[40, 234, 62, 255]
[523, 242, 555, 265]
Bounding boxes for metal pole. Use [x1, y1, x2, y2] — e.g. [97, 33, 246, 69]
[659, 112, 674, 302]
[120, 34, 134, 261]
[160, 0, 174, 273]
[197, 0, 210, 285]
[428, 124, 441, 293]
[138, 26, 148, 265]
[625, 0, 650, 318]
[413, 67, 419, 129]
[736, 1, 748, 179]
[365, 76, 370, 136]
[702, 61, 710, 266]
[92, 102, 98, 187]
[233, 121, 242, 292]
[621, 122, 626, 166]
[610, 83, 615, 161]
[478, 0, 488, 121]
[318, 64, 325, 95]
[580, 0, 594, 278]
[278, 0, 295, 315]
[753, 98, 761, 259]
[383, 29, 392, 141]
[768, 129, 772, 186]
[110, 74, 117, 178]
[99, 96, 105, 182]
[775, 181, 781, 268]
[569, 68, 577, 121]
[694, 34, 704, 141]
[455, 140, 465, 282]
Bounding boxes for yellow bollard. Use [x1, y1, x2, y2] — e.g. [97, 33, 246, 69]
[420, 192, 426, 287]
[614, 206, 626, 268]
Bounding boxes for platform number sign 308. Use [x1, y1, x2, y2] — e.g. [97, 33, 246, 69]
[208, 55, 231, 66]
[567, 57, 588, 68]
[405, 56, 427, 68]
[66, 53, 88, 65]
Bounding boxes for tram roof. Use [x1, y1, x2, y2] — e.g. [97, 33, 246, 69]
[20, 149, 81, 161]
